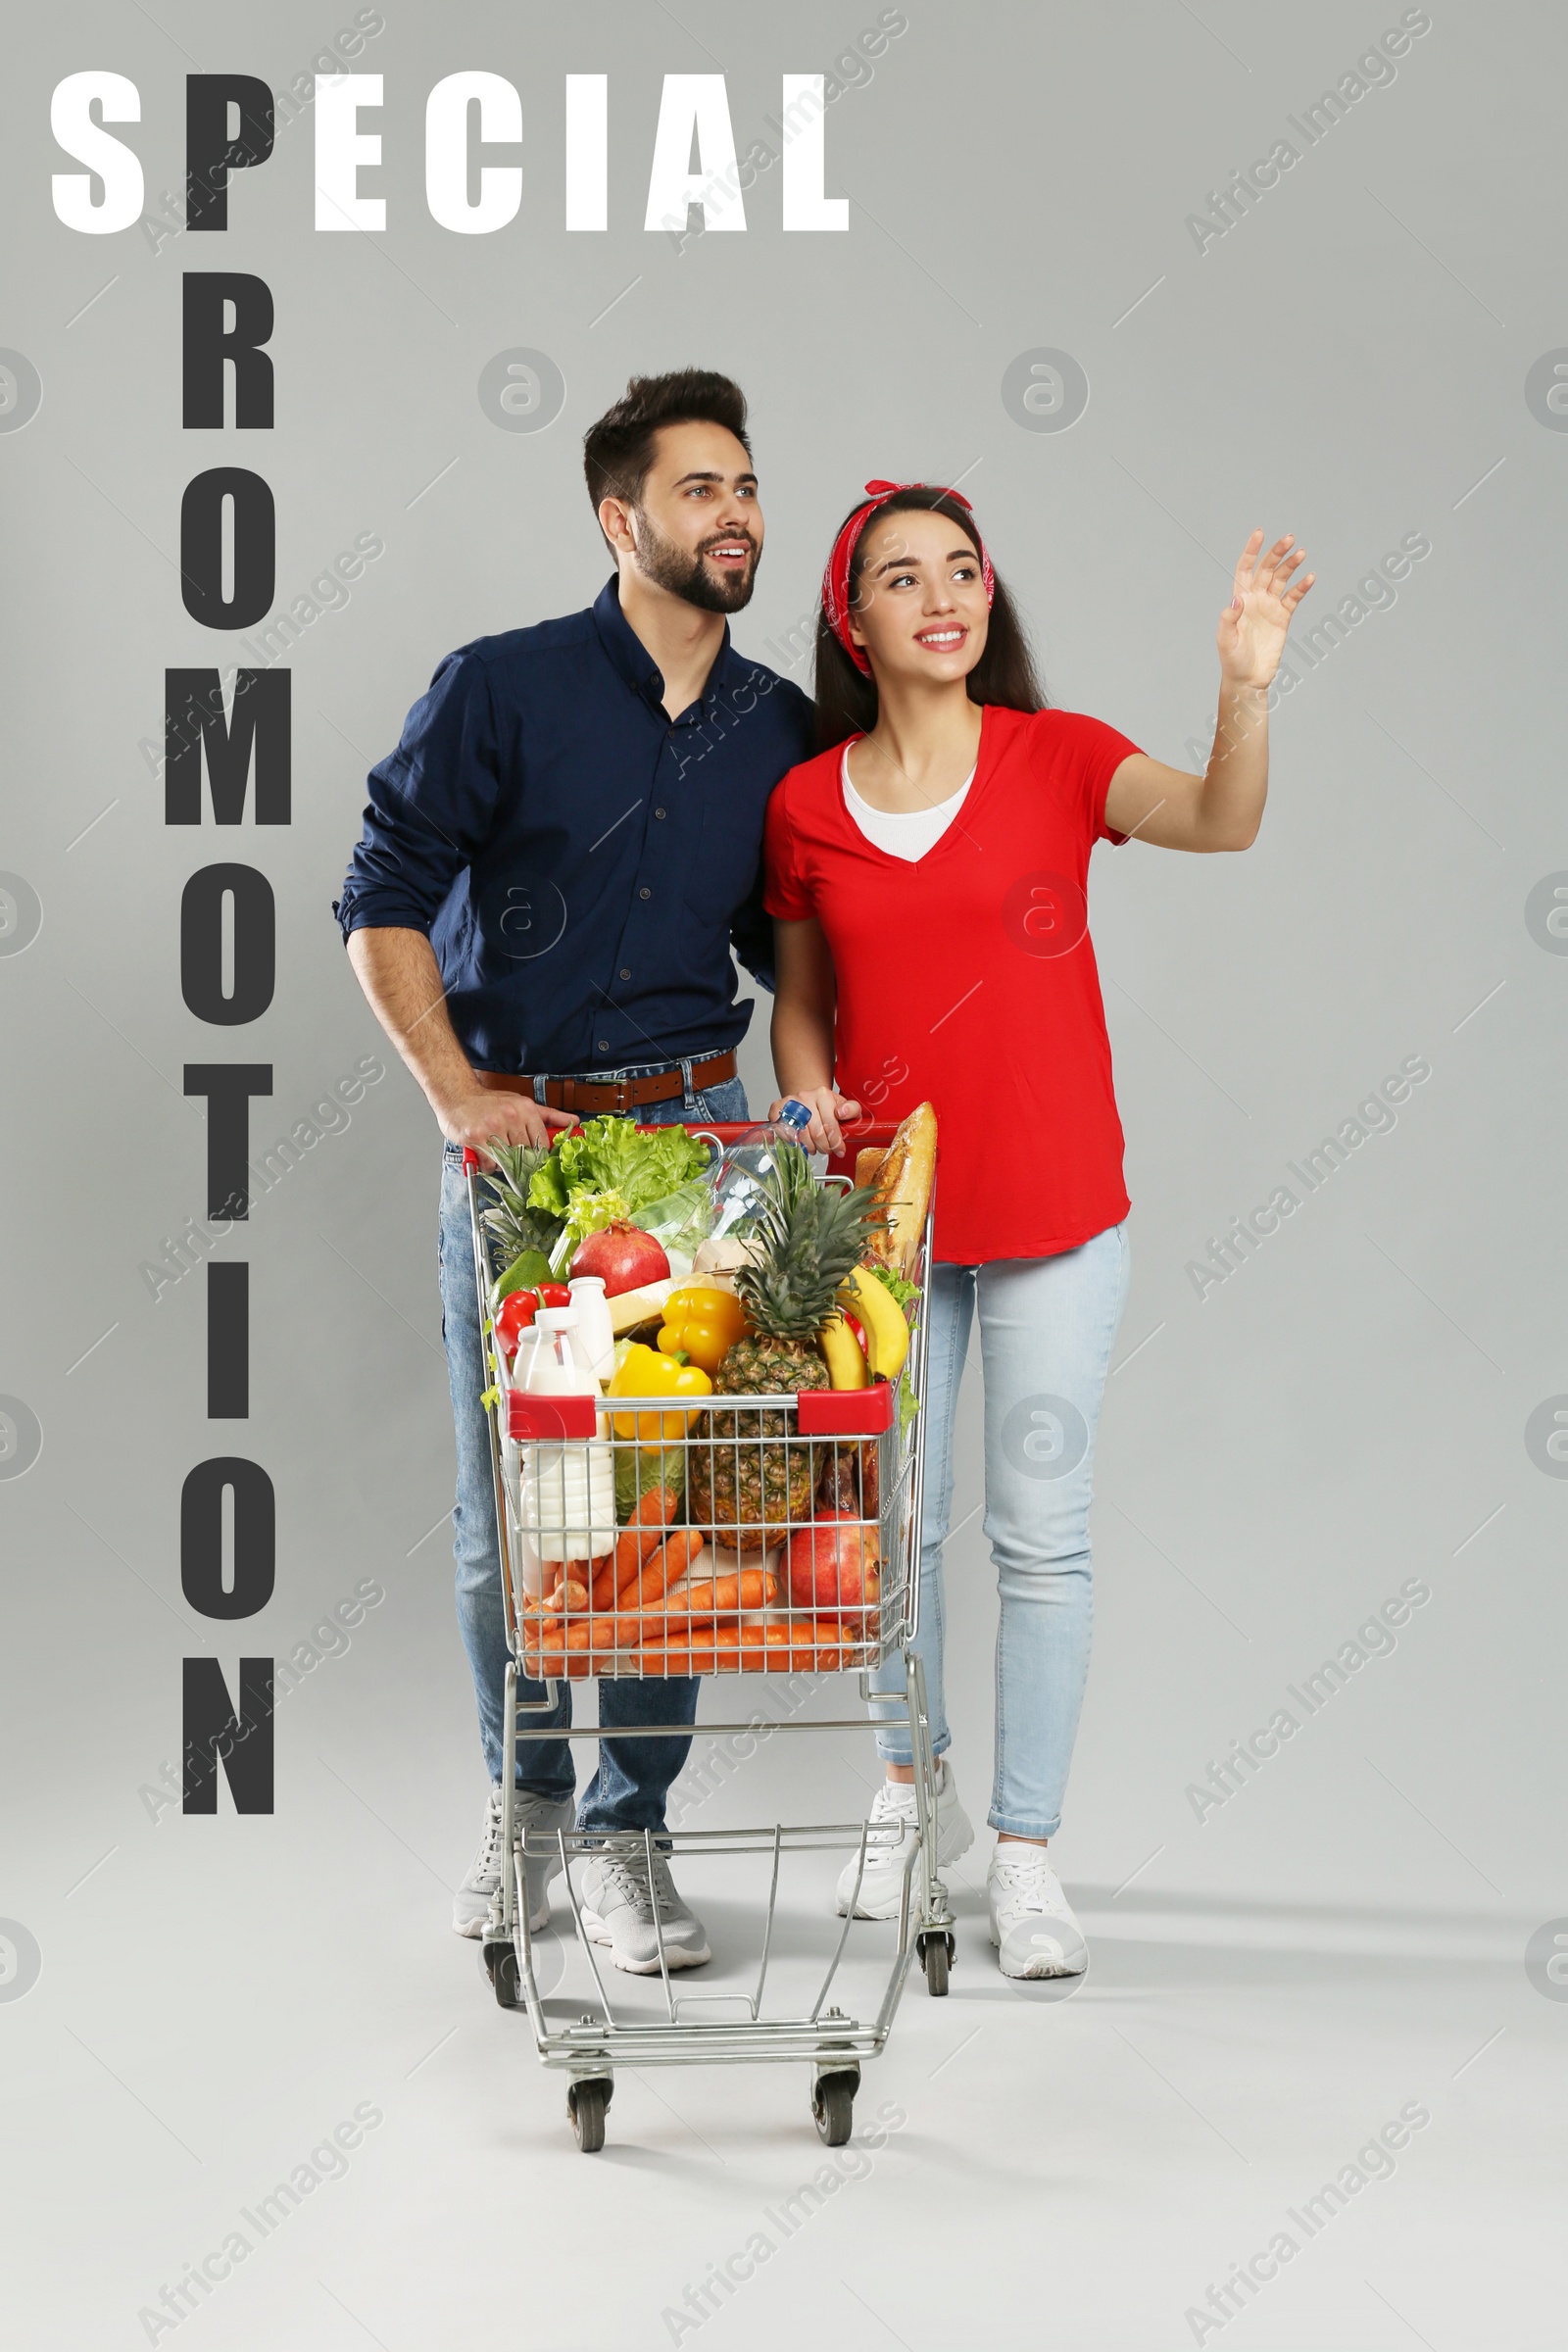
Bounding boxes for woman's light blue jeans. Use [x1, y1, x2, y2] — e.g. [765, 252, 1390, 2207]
[869, 1224, 1130, 1839]
[437, 1072, 749, 1833]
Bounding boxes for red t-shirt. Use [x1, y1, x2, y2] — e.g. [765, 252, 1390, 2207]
[763, 703, 1141, 1263]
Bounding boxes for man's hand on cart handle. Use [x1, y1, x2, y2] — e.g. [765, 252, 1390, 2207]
[437, 1087, 576, 1164]
[769, 1086, 861, 1156]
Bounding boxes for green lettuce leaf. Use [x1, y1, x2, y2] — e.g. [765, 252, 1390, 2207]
[528, 1118, 712, 1252]
[866, 1260, 919, 1310]
[897, 1379, 920, 1442]
[564, 1184, 634, 1238]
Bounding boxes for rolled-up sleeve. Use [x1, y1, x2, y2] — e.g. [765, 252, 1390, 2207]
[334, 648, 503, 941]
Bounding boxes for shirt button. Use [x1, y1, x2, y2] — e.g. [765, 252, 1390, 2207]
[598, 1039, 609, 1052]
[618, 967, 631, 980]
[654, 808, 665, 819]
[639, 886, 651, 900]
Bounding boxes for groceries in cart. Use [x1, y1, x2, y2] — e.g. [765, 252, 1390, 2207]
[465, 1102, 957, 2125]
[477, 1102, 938, 1681]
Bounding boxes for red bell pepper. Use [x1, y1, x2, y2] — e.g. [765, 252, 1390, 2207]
[495, 1291, 539, 1351]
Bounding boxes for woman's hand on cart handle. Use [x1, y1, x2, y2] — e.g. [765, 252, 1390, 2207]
[770, 1086, 861, 1156]
[436, 1086, 575, 1164]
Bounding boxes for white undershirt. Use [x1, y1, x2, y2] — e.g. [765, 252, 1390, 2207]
[841, 745, 975, 862]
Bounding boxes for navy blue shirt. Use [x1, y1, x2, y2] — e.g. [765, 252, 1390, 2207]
[335, 577, 814, 1075]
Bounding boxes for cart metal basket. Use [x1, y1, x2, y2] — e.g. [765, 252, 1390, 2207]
[464, 1124, 951, 2152]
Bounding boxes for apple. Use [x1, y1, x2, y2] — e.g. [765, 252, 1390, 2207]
[785, 1512, 881, 1615]
[570, 1222, 669, 1298]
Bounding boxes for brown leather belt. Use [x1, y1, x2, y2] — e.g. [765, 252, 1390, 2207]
[474, 1050, 737, 1117]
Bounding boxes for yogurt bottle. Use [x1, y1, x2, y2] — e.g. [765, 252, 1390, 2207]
[565, 1276, 615, 1388]
[517, 1309, 616, 1563]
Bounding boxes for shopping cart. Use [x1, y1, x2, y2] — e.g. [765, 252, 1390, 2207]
[464, 1125, 951, 2153]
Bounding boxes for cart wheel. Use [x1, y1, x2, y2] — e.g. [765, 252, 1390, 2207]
[568, 2077, 612, 2153]
[484, 1945, 520, 2009]
[919, 1931, 953, 1997]
[811, 2069, 858, 2147]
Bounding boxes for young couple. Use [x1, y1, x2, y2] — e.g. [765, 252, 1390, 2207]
[337, 368, 1312, 1982]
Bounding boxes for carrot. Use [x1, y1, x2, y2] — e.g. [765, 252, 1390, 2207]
[644, 1568, 774, 1621]
[588, 1562, 617, 1610]
[795, 1642, 841, 1672]
[576, 1587, 731, 1651]
[768, 1615, 853, 1672]
[636, 1645, 718, 1678]
[633, 1622, 781, 1675]
[527, 1652, 593, 1680]
[571, 1612, 638, 1651]
[605, 1490, 679, 1602]
[636, 1528, 704, 1597]
[620, 1571, 775, 1646]
[523, 1582, 586, 1623]
[615, 1543, 710, 1618]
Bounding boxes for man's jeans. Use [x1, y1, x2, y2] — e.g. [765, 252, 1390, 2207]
[868, 1224, 1130, 1839]
[436, 1071, 749, 1833]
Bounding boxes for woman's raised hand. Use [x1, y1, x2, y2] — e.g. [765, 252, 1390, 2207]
[1217, 529, 1314, 691]
[769, 1086, 860, 1156]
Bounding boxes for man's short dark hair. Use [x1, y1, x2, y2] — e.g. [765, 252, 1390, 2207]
[583, 369, 751, 527]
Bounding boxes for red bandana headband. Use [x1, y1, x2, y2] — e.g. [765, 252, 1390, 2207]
[820, 478, 995, 675]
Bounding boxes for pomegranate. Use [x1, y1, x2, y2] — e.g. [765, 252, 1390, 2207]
[785, 1511, 880, 1614]
[570, 1222, 669, 1298]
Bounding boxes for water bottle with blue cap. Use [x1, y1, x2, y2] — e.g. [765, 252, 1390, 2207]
[707, 1098, 814, 1241]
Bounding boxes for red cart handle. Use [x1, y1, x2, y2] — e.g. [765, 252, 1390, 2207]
[796, 1383, 895, 1436]
[504, 1386, 891, 1441]
[468, 1122, 904, 1186]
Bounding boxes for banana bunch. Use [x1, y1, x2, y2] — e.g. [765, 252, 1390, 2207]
[818, 1265, 910, 1388]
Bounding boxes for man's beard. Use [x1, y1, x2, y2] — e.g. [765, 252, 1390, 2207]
[630, 509, 759, 613]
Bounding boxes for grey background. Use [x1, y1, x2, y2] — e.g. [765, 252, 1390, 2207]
[2, 3, 1563, 2346]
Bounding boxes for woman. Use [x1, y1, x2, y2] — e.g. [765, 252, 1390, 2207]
[763, 480, 1312, 1978]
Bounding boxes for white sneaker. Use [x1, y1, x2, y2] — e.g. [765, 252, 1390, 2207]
[834, 1758, 974, 1920]
[988, 1847, 1088, 1977]
[452, 1784, 575, 1939]
[577, 1847, 711, 1974]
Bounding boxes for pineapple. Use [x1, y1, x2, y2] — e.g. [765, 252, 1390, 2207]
[688, 1144, 878, 1538]
[480, 1142, 561, 1277]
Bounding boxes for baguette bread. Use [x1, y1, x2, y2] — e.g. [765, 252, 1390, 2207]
[863, 1102, 937, 1275]
[854, 1147, 885, 1191]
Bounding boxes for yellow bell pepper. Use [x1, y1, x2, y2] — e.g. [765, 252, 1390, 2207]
[609, 1341, 713, 1443]
[657, 1285, 751, 1377]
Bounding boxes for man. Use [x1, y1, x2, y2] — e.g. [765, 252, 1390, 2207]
[336, 369, 812, 1971]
